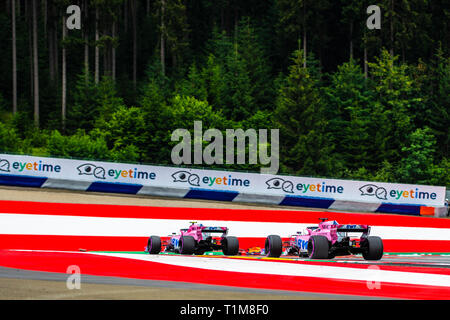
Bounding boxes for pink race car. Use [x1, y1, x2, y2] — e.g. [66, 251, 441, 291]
[265, 218, 383, 260]
[146, 222, 240, 256]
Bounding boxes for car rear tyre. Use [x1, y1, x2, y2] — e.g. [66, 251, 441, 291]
[265, 235, 282, 258]
[308, 235, 329, 259]
[222, 236, 239, 255]
[180, 236, 196, 255]
[147, 236, 161, 254]
[362, 236, 383, 260]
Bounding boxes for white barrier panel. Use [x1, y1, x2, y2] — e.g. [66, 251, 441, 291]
[0, 153, 446, 215]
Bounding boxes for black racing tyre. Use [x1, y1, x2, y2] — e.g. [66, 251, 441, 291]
[222, 236, 239, 255]
[265, 235, 283, 258]
[180, 236, 196, 255]
[147, 236, 161, 254]
[307, 235, 330, 259]
[362, 236, 384, 260]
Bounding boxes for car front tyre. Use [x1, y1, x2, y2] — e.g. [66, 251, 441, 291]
[265, 235, 283, 258]
[307, 235, 330, 259]
[147, 236, 161, 254]
[180, 236, 196, 255]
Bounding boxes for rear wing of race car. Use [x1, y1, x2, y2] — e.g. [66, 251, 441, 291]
[201, 227, 228, 234]
[337, 224, 370, 233]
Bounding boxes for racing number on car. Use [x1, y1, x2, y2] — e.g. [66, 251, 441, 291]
[297, 239, 308, 251]
[171, 238, 179, 248]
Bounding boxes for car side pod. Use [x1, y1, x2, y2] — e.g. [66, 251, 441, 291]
[147, 235, 162, 254]
[361, 236, 384, 260]
[265, 235, 283, 258]
[307, 235, 330, 259]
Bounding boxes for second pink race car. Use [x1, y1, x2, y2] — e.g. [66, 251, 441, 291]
[146, 221, 240, 256]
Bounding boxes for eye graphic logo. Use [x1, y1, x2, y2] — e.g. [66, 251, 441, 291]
[77, 163, 105, 180]
[359, 184, 387, 200]
[0, 159, 10, 172]
[172, 170, 200, 187]
[265, 177, 294, 193]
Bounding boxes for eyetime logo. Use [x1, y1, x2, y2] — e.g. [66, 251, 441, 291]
[172, 170, 250, 188]
[266, 177, 344, 195]
[172, 171, 200, 186]
[359, 184, 387, 200]
[77, 163, 156, 181]
[77, 163, 105, 179]
[265, 178, 294, 193]
[0, 159, 10, 172]
[0, 158, 61, 173]
[359, 183, 437, 201]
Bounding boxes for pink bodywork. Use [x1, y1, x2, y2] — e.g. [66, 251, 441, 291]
[169, 223, 228, 247]
[288, 220, 369, 253]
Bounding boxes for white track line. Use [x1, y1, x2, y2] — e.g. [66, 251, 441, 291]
[1, 214, 450, 240]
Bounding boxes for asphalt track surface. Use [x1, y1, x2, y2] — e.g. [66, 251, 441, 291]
[0, 186, 449, 300]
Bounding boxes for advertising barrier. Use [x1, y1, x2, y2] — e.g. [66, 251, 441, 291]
[0, 153, 447, 216]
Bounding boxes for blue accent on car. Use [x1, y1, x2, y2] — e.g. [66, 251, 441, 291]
[297, 239, 309, 250]
[171, 237, 179, 248]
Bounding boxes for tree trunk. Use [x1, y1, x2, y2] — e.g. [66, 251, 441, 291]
[95, 6, 99, 84]
[43, 0, 47, 38]
[54, 17, 59, 83]
[220, 7, 224, 31]
[364, 46, 368, 79]
[160, 0, 165, 76]
[390, 0, 394, 57]
[12, 0, 17, 114]
[234, 7, 238, 47]
[124, 0, 128, 33]
[84, 0, 89, 83]
[51, 3, 59, 84]
[131, 0, 137, 87]
[62, 15, 67, 131]
[27, 0, 33, 101]
[103, 23, 109, 77]
[47, 0, 55, 82]
[401, 43, 405, 64]
[349, 21, 353, 60]
[48, 18, 55, 82]
[32, 0, 39, 128]
[302, 4, 307, 68]
[112, 19, 116, 81]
